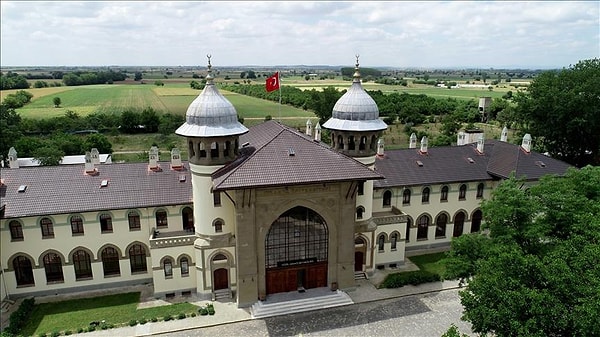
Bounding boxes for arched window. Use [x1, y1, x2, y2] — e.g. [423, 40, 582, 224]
[265, 207, 328, 269]
[391, 233, 398, 250]
[356, 206, 364, 220]
[101, 247, 120, 276]
[199, 142, 207, 158]
[337, 135, 344, 150]
[213, 253, 227, 261]
[471, 210, 483, 233]
[417, 215, 429, 240]
[403, 189, 411, 205]
[459, 184, 467, 200]
[9, 220, 23, 241]
[359, 136, 367, 151]
[213, 219, 223, 233]
[224, 141, 232, 157]
[100, 213, 113, 233]
[182, 207, 194, 231]
[421, 187, 430, 203]
[73, 250, 92, 280]
[43, 253, 64, 283]
[377, 234, 385, 252]
[435, 214, 448, 238]
[13, 256, 34, 286]
[405, 218, 412, 242]
[71, 215, 84, 235]
[129, 244, 147, 273]
[210, 142, 219, 158]
[383, 190, 392, 207]
[163, 258, 173, 278]
[477, 183, 484, 198]
[40, 217, 54, 238]
[348, 135, 356, 150]
[440, 185, 449, 202]
[156, 210, 168, 228]
[128, 211, 141, 231]
[180, 257, 189, 276]
[453, 212, 465, 237]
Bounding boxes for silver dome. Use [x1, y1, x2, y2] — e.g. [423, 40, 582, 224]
[323, 57, 387, 132]
[176, 57, 248, 138]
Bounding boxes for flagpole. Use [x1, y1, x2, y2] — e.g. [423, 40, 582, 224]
[278, 70, 281, 121]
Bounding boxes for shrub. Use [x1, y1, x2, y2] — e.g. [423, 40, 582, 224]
[86, 326, 96, 332]
[177, 313, 186, 320]
[128, 319, 137, 327]
[151, 317, 158, 322]
[6, 297, 35, 335]
[77, 328, 84, 333]
[199, 308, 208, 316]
[139, 318, 147, 325]
[380, 270, 441, 288]
[191, 312, 197, 317]
[50, 331, 60, 337]
[64, 330, 72, 335]
[163, 315, 172, 321]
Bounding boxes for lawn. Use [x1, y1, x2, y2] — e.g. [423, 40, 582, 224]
[408, 252, 447, 276]
[21, 292, 198, 336]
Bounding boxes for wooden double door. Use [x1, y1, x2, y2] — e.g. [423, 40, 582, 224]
[266, 262, 328, 295]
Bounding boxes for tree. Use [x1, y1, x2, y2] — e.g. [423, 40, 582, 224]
[83, 133, 113, 154]
[33, 146, 64, 166]
[443, 167, 600, 337]
[134, 72, 143, 81]
[0, 104, 23, 162]
[53, 97, 61, 108]
[513, 58, 600, 167]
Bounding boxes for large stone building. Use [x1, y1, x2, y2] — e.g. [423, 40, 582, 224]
[0, 58, 571, 308]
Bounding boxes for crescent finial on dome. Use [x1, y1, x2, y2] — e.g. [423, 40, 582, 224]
[353, 54, 361, 82]
[206, 54, 214, 83]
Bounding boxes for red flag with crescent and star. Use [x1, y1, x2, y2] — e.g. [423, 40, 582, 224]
[265, 72, 279, 92]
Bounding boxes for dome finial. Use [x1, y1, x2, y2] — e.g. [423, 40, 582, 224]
[206, 54, 214, 83]
[353, 54, 361, 82]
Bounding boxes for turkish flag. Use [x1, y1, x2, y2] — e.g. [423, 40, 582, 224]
[265, 72, 279, 92]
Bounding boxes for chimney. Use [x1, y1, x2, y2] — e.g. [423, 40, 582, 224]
[149, 146, 160, 170]
[457, 131, 466, 146]
[521, 134, 532, 153]
[409, 133, 417, 149]
[90, 148, 100, 165]
[170, 148, 183, 169]
[501, 126, 508, 142]
[306, 119, 313, 137]
[377, 138, 385, 156]
[477, 133, 485, 153]
[84, 151, 96, 174]
[8, 147, 19, 169]
[314, 122, 322, 142]
[420, 136, 428, 154]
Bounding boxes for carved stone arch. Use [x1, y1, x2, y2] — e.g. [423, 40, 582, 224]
[208, 250, 234, 265]
[97, 243, 123, 258]
[453, 209, 470, 221]
[68, 246, 96, 264]
[354, 234, 369, 246]
[389, 230, 402, 240]
[96, 211, 115, 222]
[37, 215, 57, 224]
[125, 241, 150, 258]
[160, 255, 175, 266]
[177, 254, 193, 268]
[7, 252, 37, 269]
[7, 219, 24, 229]
[38, 249, 66, 267]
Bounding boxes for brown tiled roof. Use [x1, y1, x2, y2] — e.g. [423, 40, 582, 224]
[374, 140, 572, 188]
[0, 163, 192, 219]
[485, 140, 573, 180]
[212, 121, 383, 191]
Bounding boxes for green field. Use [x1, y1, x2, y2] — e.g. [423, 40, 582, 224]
[11, 83, 314, 120]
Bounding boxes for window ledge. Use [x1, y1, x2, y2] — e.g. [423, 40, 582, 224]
[16, 284, 35, 288]
[435, 236, 447, 240]
[103, 273, 121, 278]
[42, 236, 55, 239]
[129, 228, 141, 232]
[72, 233, 84, 237]
[11, 238, 24, 242]
[165, 275, 173, 279]
[181, 274, 190, 278]
[46, 280, 65, 285]
[417, 238, 428, 241]
[75, 276, 93, 281]
[101, 231, 113, 234]
[131, 270, 148, 275]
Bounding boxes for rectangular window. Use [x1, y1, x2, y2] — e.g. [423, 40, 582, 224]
[128, 213, 141, 231]
[100, 214, 113, 233]
[181, 259, 189, 276]
[71, 216, 84, 235]
[357, 182, 364, 196]
[213, 191, 221, 207]
[10, 222, 24, 241]
[156, 211, 168, 228]
[40, 219, 54, 238]
[164, 261, 173, 278]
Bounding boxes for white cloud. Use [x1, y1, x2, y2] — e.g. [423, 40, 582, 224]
[1, 1, 598, 68]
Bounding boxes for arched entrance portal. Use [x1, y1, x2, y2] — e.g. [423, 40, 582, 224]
[265, 206, 328, 295]
[213, 268, 228, 290]
[354, 237, 366, 272]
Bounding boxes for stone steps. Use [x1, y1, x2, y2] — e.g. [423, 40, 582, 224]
[213, 288, 232, 301]
[251, 289, 353, 319]
[354, 271, 368, 280]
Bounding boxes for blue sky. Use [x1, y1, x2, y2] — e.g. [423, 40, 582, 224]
[1, 1, 598, 69]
